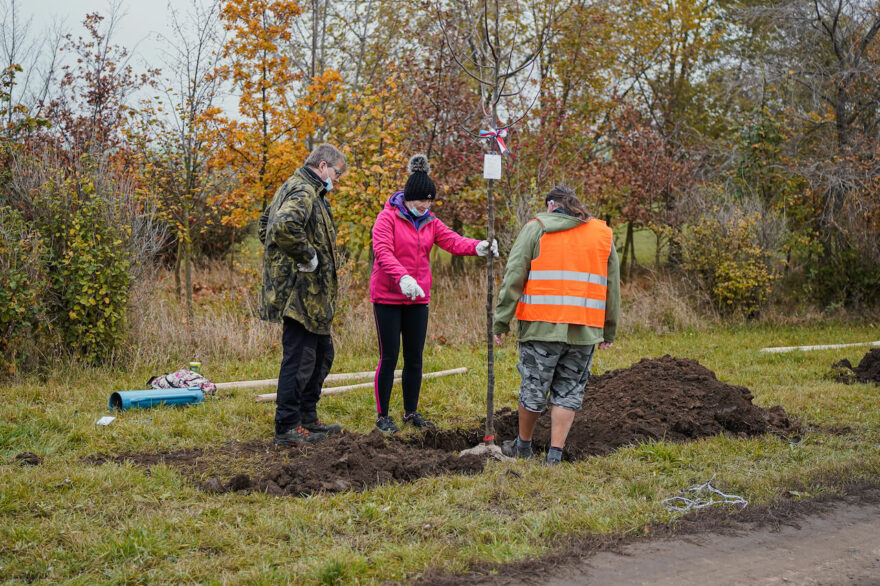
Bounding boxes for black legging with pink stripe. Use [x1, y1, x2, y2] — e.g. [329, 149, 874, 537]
[372, 303, 429, 417]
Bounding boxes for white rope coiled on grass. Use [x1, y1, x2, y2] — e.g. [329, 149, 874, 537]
[662, 476, 748, 512]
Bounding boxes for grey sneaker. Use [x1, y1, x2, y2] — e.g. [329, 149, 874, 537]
[402, 411, 434, 428]
[274, 425, 327, 445]
[301, 418, 342, 435]
[544, 447, 564, 466]
[542, 455, 561, 466]
[376, 415, 400, 433]
[501, 438, 534, 459]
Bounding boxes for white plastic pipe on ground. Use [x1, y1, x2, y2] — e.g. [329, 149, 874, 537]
[215, 369, 403, 391]
[760, 341, 880, 353]
[253, 367, 469, 402]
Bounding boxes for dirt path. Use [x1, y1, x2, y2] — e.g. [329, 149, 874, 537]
[420, 488, 880, 585]
[546, 500, 880, 585]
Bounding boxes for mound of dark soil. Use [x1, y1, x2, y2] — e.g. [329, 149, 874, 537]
[13, 452, 42, 466]
[244, 430, 483, 496]
[481, 355, 798, 459]
[87, 355, 797, 495]
[832, 348, 880, 384]
[87, 430, 484, 497]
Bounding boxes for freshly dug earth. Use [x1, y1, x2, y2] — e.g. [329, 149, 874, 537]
[833, 348, 880, 384]
[250, 430, 483, 496]
[492, 355, 797, 458]
[88, 355, 796, 494]
[86, 430, 484, 497]
[416, 355, 798, 460]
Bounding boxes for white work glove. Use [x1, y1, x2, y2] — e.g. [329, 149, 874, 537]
[399, 275, 425, 300]
[475, 239, 499, 258]
[296, 252, 318, 273]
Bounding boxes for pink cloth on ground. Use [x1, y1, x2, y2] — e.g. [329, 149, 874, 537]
[149, 369, 216, 395]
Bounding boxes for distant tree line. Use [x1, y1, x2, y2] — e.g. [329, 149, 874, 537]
[1, 0, 879, 371]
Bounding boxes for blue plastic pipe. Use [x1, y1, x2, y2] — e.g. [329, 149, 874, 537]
[109, 387, 204, 411]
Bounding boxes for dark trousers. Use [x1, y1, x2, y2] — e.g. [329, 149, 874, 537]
[275, 317, 334, 434]
[372, 303, 429, 417]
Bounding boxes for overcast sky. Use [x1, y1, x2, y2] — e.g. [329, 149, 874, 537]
[11, 0, 241, 115]
[25, 1, 169, 69]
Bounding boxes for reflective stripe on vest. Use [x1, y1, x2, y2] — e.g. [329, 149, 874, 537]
[527, 270, 608, 286]
[519, 294, 606, 310]
[516, 218, 613, 327]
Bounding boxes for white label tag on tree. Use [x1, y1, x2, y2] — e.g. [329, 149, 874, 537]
[483, 154, 502, 179]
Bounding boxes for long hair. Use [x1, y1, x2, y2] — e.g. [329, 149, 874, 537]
[545, 186, 591, 221]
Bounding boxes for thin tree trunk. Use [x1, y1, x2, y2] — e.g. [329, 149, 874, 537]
[485, 176, 495, 445]
[174, 235, 183, 299]
[626, 222, 636, 281]
[655, 230, 662, 268]
[484, 0, 502, 446]
[308, 0, 318, 151]
[620, 222, 633, 279]
[183, 209, 193, 321]
[229, 228, 235, 272]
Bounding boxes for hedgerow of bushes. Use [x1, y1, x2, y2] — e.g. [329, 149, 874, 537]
[0, 155, 135, 373]
[0, 206, 47, 375]
[681, 210, 779, 316]
[42, 179, 133, 359]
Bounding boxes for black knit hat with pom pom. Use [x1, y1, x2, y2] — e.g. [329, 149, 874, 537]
[404, 154, 436, 201]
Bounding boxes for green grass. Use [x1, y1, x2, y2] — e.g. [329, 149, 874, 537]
[2, 321, 880, 583]
[614, 223, 666, 267]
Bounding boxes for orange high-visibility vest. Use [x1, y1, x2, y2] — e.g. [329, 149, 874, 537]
[515, 218, 613, 327]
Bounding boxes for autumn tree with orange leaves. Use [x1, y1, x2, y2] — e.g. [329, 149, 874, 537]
[204, 0, 341, 230]
[331, 70, 408, 259]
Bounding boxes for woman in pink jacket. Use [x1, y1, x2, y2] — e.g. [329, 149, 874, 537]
[370, 154, 498, 432]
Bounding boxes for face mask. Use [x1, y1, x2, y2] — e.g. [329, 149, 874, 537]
[323, 175, 333, 191]
[407, 204, 429, 217]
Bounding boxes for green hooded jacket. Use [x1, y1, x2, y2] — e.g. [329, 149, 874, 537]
[493, 211, 620, 345]
[259, 167, 338, 334]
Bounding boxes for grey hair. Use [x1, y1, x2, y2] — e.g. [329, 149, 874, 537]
[304, 143, 346, 170]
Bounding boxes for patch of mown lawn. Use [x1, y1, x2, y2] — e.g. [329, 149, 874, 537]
[1, 321, 879, 583]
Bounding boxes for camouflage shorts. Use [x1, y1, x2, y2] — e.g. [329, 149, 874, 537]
[516, 341, 595, 412]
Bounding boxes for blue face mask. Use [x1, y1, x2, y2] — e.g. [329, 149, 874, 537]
[323, 176, 333, 191]
[407, 204, 429, 217]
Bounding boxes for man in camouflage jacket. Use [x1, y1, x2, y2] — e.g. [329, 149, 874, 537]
[259, 143, 347, 445]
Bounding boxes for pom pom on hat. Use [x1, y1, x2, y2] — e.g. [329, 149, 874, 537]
[408, 154, 430, 174]
[404, 153, 436, 201]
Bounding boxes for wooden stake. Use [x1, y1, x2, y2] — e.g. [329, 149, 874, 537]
[253, 367, 468, 402]
[485, 174, 496, 445]
[760, 341, 880, 353]
[215, 369, 403, 391]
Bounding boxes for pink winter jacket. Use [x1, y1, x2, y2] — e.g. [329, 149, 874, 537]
[370, 191, 481, 305]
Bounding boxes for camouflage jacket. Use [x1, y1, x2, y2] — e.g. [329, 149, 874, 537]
[259, 167, 338, 334]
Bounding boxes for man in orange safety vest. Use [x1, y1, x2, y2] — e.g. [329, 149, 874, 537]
[494, 186, 620, 465]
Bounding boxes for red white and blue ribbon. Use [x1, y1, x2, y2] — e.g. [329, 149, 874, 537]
[479, 127, 510, 154]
